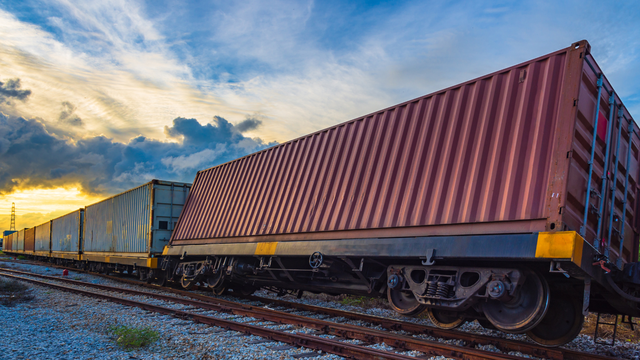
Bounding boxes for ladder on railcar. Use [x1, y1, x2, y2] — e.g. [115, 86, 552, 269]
[580, 59, 635, 268]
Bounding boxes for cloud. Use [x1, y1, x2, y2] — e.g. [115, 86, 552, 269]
[161, 146, 226, 172]
[58, 101, 83, 126]
[0, 112, 277, 195]
[235, 118, 262, 133]
[0, 78, 32, 104]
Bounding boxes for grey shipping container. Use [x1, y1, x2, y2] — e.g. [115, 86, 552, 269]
[51, 209, 84, 260]
[16, 229, 24, 252]
[83, 180, 190, 268]
[35, 221, 52, 255]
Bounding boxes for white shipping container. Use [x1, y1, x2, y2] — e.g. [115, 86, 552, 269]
[83, 180, 190, 255]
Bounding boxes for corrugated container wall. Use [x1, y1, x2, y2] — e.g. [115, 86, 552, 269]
[4, 233, 12, 251]
[51, 210, 83, 253]
[170, 41, 639, 265]
[17, 229, 24, 251]
[171, 46, 571, 244]
[35, 221, 51, 252]
[24, 228, 35, 252]
[561, 51, 640, 263]
[84, 180, 190, 254]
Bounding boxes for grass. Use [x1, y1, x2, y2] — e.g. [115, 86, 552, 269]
[16, 255, 26, 260]
[0, 278, 34, 306]
[581, 313, 640, 343]
[108, 325, 160, 350]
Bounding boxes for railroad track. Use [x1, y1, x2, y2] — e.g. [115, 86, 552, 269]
[2, 268, 521, 360]
[0, 263, 616, 360]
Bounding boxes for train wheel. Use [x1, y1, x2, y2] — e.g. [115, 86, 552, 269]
[526, 289, 584, 346]
[235, 286, 257, 296]
[148, 270, 167, 286]
[483, 271, 549, 333]
[180, 276, 196, 290]
[387, 286, 426, 316]
[138, 269, 148, 281]
[477, 319, 496, 330]
[427, 308, 465, 329]
[212, 285, 227, 296]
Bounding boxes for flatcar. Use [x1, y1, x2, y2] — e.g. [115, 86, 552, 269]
[159, 40, 640, 346]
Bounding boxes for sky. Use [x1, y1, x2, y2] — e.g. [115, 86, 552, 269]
[0, 0, 639, 233]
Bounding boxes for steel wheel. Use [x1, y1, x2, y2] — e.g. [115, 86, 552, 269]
[387, 286, 426, 316]
[180, 276, 196, 290]
[526, 289, 584, 346]
[138, 269, 147, 281]
[149, 270, 167, 286]
[235, 286, 257, 296]
[212, 285, 227, 296]
[477, 319, 496, 330]
[483, 271, 549, 333]
[427, 308, 465, 329]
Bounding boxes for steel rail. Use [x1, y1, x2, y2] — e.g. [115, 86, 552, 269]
[0, 268, 522, 360]
[0, 271, 414, 360]
[0, 260, 617, 360]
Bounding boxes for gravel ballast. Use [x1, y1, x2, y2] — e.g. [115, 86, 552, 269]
[2, 258, 640, 359]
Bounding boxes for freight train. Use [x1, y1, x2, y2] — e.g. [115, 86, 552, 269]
[4, 180, 190, 281]
[5, 40, 640, 347]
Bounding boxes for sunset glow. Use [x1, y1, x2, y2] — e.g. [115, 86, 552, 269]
[1, 1, 638, 235]
[0, 187, 103, 230]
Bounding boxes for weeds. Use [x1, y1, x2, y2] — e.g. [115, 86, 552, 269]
[335, 295, 389, 309]
[582, 313, 640, 343]
[17, 255, 26, 260]
[108, 325, 160, 350]
[0, 278, 34, 306]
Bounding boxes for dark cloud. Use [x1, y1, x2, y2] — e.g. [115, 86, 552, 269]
[0, 78, 32, 104]
[0, 113, 277, 195]
[235, 118, 262, 133]
[58, 101, 84, 127]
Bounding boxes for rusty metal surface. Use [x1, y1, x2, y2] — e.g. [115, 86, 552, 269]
[24, 227, 35, 252]
[3, 233, 11, 251]
[172, 44, 573, 245]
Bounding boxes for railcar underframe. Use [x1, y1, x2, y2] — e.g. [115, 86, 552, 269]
[155, 230, 640, 346]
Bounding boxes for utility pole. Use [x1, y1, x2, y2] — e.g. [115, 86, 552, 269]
[10, 202, 15, 231]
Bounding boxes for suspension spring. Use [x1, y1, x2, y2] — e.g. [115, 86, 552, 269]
[436, 282, 452, 298]
[426, 281, 438, 296]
